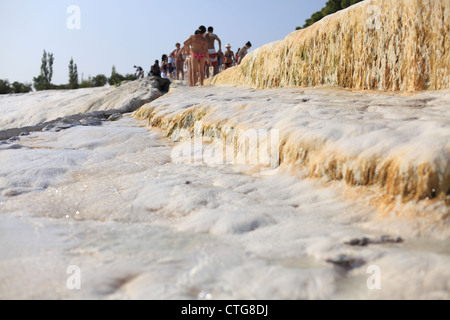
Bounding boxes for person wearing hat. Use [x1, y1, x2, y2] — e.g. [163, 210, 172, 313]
[223, 43, 235, 70]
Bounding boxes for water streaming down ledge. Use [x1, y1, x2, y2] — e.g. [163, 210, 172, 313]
[135, 91, 450, 208]
[210, 0, 449, 91]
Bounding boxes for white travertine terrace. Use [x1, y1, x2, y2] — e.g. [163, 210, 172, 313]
[210, 0, 449, 92]
[134, 84, 450, 218]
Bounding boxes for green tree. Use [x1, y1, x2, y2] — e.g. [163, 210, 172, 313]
[41, 51, 49, 84]
[33, 50, 54, 91]
[0, 79, 12, 94]
[51, 84, 69, 90]
[322, 0, 342, 16]
[68, 57, 79, 89]
[296, 0, 363, 30]
[91, 74, 108, 87]
[341, 0, 364, 8]
[48, 52, 54, 85]
[80, 76, 92, 88]
[124, 73, 138, 81]
[11, 81, 32, 93]
[310, 11, 325, 25]
[108, 66, 125, 86]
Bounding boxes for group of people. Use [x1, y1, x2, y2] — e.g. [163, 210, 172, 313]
[144, 26, 252, 87]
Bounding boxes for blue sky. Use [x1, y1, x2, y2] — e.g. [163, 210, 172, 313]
[0, 0, 328, 85]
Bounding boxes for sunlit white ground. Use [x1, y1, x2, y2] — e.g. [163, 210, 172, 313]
[0, 83, 449, 300]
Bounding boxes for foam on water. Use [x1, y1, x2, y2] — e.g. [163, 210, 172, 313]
[0, 64, 448, 299]
[1, 114, 449, 299]
[134, 84, 450, 222]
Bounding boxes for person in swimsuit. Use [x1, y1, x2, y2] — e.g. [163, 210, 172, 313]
[160, 54, 169, 79]
[183, 30, 199, 86]
[204, 26, 222, 78]
[237, 41, 252, 65]
[168, 53, 175, 79]
[171, 43, 185, 81]
[223, 44, 235, 70]
[184, 26, 210, 86]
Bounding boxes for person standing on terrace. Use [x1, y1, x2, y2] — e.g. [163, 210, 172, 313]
[223, 44, 235, 70]
[237, 41, 252, 65]
[172, 43, 185, 81]
[184, 26, 210, 86]
[204, 26, 222, 78]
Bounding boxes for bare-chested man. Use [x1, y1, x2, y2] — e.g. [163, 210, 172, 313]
[204, 26, 222, 78]
[184, 26, 210, 86]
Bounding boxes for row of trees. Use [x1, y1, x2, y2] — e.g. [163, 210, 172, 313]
[77, 68, 138, 89]
[108, 66, 138, 86]
[0, 50, 139, 95]
[297, 0, 363, 30]
[0, 79, 33, 94]
[33, 50, 138, 90]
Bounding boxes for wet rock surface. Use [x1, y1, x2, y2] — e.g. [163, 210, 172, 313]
[326, 255, 366, 271]
[345, 236, 404, 247]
